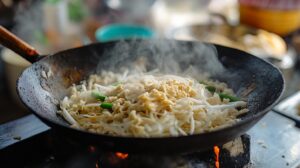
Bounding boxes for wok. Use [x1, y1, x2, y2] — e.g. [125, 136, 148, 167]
[0, 26, 284, 154]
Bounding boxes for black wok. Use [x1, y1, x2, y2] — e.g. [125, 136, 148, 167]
[0, 26, 284, 154]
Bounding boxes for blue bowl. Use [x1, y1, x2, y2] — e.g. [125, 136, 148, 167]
[95, 24, 155, 42]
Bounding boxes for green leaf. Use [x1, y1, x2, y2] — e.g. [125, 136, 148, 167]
[46, 0, 60, 4]
[68, 0, 87, 22]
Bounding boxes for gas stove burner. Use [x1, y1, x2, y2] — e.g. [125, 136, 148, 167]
[1, 129, 251, 168]
[88, 135, 250, 168]
[29, 127, 248, 168]
[36, 129, 249, 168]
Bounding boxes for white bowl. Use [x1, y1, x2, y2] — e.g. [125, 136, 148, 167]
[1, 49, 31, 108]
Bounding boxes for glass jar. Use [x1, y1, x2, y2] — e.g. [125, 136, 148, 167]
[239, 0, 300, 36]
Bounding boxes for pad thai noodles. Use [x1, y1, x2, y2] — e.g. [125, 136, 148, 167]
[58, 71, 248, 137]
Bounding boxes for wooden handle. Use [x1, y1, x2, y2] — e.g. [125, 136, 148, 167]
[0, 26, 40, 63]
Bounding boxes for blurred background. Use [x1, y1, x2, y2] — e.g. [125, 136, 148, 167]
[1, 0, 300, 123]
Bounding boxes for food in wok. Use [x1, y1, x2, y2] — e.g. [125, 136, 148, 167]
[59, 70, 248, 137]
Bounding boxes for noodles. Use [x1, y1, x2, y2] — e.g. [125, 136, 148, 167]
[58, 71, 248, 137]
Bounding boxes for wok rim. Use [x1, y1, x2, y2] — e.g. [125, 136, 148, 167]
[16, 40, 285, 142]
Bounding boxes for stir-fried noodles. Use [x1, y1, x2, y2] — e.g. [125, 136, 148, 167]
[58, 71, 248, 137]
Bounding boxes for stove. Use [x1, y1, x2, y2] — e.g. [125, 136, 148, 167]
[1, 111, 300, 168]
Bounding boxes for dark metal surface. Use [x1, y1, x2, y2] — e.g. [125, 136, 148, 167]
[16, 39, 284, 154]
[248, 112, 300, 168]
[273, 91, 300, 127]
[0, 114, 49, 150]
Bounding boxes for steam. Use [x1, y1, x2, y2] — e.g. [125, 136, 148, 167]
[96, 39, 225, 80]
[11, 2, 227, 81]
[13, 1, 43, 44]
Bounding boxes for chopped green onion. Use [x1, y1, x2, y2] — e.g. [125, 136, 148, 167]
[200, 81, 216, 93]
[206, 86, 216, 93]
[201, 81, 216, 93]
[91, 92, 106, 101]
[218, 93, 239, 102]
[201, 81, 240, 102]
[100, 103, 113, 109]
